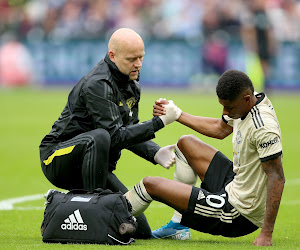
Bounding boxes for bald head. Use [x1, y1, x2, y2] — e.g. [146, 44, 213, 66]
[108, 28, 145, 81]
[108, 28, 144, 54]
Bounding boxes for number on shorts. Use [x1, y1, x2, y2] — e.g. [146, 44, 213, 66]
[206, 194, 225, 208]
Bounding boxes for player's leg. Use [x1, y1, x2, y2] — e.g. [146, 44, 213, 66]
[152, 135, 218, 239]
[106, 172, 152, 239]
[176, 147, 250, 237]
[180, 186, 258, 237]
[41, 128, 110, 191]
[177, 134, 235, 192]
[126, 149, 250, 238]
[125, 176, 258, 238]
[144, 177, 193, 212]
[150, 142, 197, 239]
[170, 135, 215, 221]
[176, 134, 218, 181]
[125, 177, 193, 240]
[125, 177, 192, 215]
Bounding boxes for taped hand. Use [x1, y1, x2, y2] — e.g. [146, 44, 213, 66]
[158, 100, 182, 126]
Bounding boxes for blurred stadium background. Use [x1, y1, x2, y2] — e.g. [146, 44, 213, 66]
[1, 0, 300, 91]
[1, 0, 300, 249]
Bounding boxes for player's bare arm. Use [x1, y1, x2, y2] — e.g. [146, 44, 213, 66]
[253, 156, 285, 246]
[153, 98, 233, 139]
[177, 112, 233, 139]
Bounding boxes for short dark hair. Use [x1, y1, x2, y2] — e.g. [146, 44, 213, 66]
[216, 69, 254, 101]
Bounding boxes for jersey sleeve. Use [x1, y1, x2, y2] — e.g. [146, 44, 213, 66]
[253, 122, 282, 162]
[222, 115, 234, 127]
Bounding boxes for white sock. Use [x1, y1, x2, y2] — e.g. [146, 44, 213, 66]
[171, 145, 198, 223]
[171, 210, 182, 223]
[173, 144, 197, 186]
[124, 179, 153, 217]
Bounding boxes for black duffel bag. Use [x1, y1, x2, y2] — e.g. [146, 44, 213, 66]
[41, 188, 137, 245]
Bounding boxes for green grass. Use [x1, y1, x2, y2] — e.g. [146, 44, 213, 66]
[0, 88, 299, 249]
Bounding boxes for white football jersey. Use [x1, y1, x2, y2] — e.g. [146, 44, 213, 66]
[223, 93, 282, 227]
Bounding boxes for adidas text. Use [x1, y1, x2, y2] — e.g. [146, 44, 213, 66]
[61, 223, 87, 231]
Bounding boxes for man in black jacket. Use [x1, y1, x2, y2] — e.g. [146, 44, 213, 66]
[39, 28, 181, 238]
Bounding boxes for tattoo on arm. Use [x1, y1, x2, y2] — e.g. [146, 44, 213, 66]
[272, 200, 280, 210]
[261, 156, 285, 232]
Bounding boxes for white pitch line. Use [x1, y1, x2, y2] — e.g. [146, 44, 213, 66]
[0, 178, 299, 211]
[285, 178, 300, 186]
[281, 200, 300, 205]
[15, 206, 45, 210]
[0, 194, 44, 210]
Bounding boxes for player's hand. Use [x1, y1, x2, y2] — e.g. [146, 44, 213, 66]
[153, 98, 168, 116]
[253, 231, 272, 246]
[154, 144, 176, 169]
[157, 100, 182, 126]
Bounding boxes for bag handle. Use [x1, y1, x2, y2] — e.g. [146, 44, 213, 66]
[61, 189, 88, 203]
[93, 188, 114, 195]
[91, 189, 116, 204]
[61, 188, 119, 203]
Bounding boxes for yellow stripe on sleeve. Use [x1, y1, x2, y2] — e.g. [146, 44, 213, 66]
[43, 145, 75, 166]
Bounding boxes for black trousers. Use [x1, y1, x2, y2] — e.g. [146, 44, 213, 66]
[40, 128, 151, 239]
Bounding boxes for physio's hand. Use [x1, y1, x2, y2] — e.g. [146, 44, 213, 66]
[153, 98, 168, 116]
[154, 145, 176, 169]
[253, 231, 272, 246]
[155, 99, 182, 126]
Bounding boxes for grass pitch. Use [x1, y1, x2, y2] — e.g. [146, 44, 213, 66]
[0, 88, 299, 249]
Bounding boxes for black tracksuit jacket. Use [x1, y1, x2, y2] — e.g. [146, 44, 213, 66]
[39, 53, 163, 171]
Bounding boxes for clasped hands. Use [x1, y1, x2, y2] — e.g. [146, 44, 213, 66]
[153, 98, 182, 169]
[153, 98, 182, 126]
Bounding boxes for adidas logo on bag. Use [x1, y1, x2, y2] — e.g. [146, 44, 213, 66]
[61, 209, 88, 231]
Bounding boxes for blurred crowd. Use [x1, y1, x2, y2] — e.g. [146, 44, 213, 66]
[1, 0, 300, 88]
[1, 0, 300, 42]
